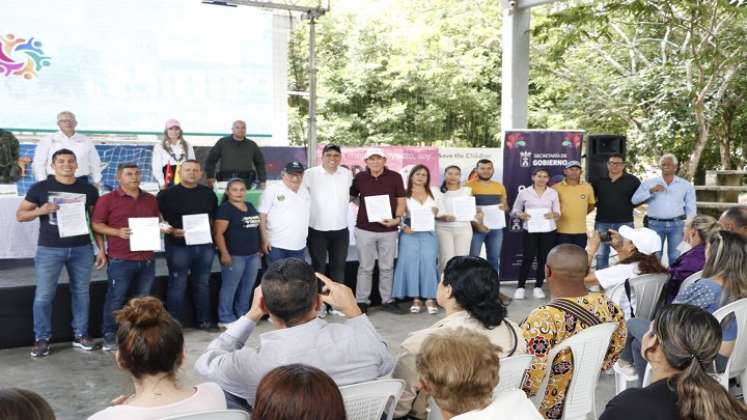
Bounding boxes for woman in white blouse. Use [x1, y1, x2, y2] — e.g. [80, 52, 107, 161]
[151, 119, 195, 190]
[435, 165, 481, 273]
[393, 164, 441, 314]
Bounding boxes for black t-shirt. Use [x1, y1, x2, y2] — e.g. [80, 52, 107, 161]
[25, 177, 99, 247]
[215, 201, 260, 256]
[599, 378, 679, 420]
[592, 173, 641, 223]
[157, 184, 218, 246]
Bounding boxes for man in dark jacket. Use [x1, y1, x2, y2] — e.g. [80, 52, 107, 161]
[205, 120, 266, 189]
[0, 128, 20, 183]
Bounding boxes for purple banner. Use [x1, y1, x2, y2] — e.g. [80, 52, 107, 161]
[500, 130, 583, 281]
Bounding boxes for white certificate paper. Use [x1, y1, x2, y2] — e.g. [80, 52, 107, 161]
[527, 208, 553, 233]
[449, 196, 476, 222]
[183, 213, 212, 245]
[364, 195, 392, 223]
[410, 207, 435, 232]
[480, 205, 506, 229]
[129, 217, 161, 251]
[53, 193, 89, 238]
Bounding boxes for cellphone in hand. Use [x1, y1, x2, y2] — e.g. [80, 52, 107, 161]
[599, 230, 612, 243]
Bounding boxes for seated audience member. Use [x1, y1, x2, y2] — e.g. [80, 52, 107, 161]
[600, 305, 747, 420]
[88, 297, 226, 419]
[719, 205, 747, 238]
[0, 388, 55, 420]
[252, 364, 346, 420]
[619, 230, 747, 379]
[393, 256, 525, 419]
[195, 258, 393, 411]
[415, 328, 542, 420]
[522, 244, 627, 419]
[662, 215, 718, 303]
[585, 226, 667, 319]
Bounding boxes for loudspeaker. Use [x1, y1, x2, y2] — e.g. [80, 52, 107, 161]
[586, 134, 626, 184]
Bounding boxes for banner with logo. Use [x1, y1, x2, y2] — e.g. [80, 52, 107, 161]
[437, 147, 503, 183]
[500, 130, 583, 281]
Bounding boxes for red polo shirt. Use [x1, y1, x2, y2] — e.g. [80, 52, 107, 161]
[92, 187, 160, 260]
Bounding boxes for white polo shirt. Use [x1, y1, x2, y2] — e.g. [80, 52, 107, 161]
[303, 165, 353, 231]
[32, 131, 102, 183]
[259, 181, 311, 251]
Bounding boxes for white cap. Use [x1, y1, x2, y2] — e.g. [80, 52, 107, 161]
[363, 147, 386, 160]
[618, 225, 661, 256]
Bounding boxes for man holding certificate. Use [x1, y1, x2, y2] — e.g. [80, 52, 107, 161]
[350, 148, 406, 314]
[466, 160, 508, 278]
[157, 160, 218, 331]
[16, 148, 105, 357]
[92, 163, 160, 351]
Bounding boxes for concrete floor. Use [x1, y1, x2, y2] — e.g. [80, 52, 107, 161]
[0, 285, 616, 419]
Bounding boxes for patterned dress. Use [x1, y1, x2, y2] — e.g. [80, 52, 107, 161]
[521, 293, 627, 419]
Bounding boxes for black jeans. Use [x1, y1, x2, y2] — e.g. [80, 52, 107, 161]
[518, 230, 557, 289]
[307, 228, 349, 283]
[556, 233, 587, 249]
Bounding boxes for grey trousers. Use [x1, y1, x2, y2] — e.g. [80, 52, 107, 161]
[355, 228, 398, 304]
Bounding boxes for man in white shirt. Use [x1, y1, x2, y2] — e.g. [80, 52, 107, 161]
[32, 111, 102, 185]
[194, 258, 394, 411]
[258, 161, 311, 264]
[303, 144, 353, 292]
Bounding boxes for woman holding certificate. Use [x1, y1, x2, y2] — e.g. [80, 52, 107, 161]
[213, 178, 262, 330]
[436, 165, 478, 273]
[510, 168, 561, 300]
[393, 165, 440, 314]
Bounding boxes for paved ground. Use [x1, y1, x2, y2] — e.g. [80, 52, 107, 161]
[0, 284, 618, 420]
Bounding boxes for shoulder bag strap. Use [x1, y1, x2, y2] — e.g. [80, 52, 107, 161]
[505, 321, 519, 357]
[623, 278, 636, 318]
[547, 298, 603, 327]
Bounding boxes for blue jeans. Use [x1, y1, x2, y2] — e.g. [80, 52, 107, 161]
[101, 258, 155, 336]
[266, 247, 306, 266]
[469, 229, 503, 275]
[219, 253, 260, 323]
[621, 318, 652, 380]
[594, 222, 634, 269]
[33, 245, 94, 340]
[165, 243, 215, 324]
[647, 219, 685, 264]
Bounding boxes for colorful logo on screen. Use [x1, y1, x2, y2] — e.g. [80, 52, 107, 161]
[562, 133, 582, 149]
[505, 132, 527, 149]
[0, 34, 51, 79]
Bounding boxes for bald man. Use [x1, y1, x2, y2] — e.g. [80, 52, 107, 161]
[206, 120, 267, 189]
[521, 244, 627, 419]
[719, 206, 747, 239]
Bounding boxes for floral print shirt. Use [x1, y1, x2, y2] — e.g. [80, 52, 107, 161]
[521, 293, 627, 419]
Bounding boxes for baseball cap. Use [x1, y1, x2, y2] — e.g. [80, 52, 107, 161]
[322, 144, 341, 154]
[284, 160, 305, 174]
[618, 225, 661, 256]
[164, 119, 181, 130]
[364, 147, 386, 160]
[565, 160, 582, 169]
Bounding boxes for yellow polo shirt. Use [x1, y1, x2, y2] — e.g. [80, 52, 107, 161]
[553, 180, 596, 234]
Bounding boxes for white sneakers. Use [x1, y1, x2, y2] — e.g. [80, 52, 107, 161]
[513, 287, 546, 300]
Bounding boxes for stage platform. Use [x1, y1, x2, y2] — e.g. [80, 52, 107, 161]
[0, 256, 378, 349]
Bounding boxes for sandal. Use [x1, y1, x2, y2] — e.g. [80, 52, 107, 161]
[410, 300, 423, 313]
[425, 301, 439, 315]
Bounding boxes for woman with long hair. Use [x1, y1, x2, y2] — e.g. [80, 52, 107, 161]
[393, 164, 441, 314]
[0, 388, 55, 420]
[663, 215, 719, 302]
[214, 178, 262, 330]
[252, 364, 346, 420]
[151, 119, 195, 190]
[88, 297, 226, 419]
[435, 165, 478, 273]
[392, 256, 525, 419]
[600, 304, 747, 420]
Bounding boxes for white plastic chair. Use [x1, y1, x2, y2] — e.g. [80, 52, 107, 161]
[679, 270, 703, 293]
[712, 298, 747, 390]
[613, 361, 653, 395]
[158, 409, 250, 420]
[340, 379, 405, 420]
[427, 354, 534, 420]
[608, 273, 669, 321]
[531, 322, 618, 420]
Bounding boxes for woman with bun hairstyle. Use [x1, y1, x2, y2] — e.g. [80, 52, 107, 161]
[600, 304, 747, 420]
[252, 364, 346, 420]
[88, 296, 226, 419]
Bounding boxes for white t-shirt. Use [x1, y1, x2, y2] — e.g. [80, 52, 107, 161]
[596, 262, 640, 319]
[436, 187, 473, 229]
[258, 181, 311, 250]
[451, 389, 543, 420]
[303, 165, 353, 231]
[87, 382, 226, 420]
